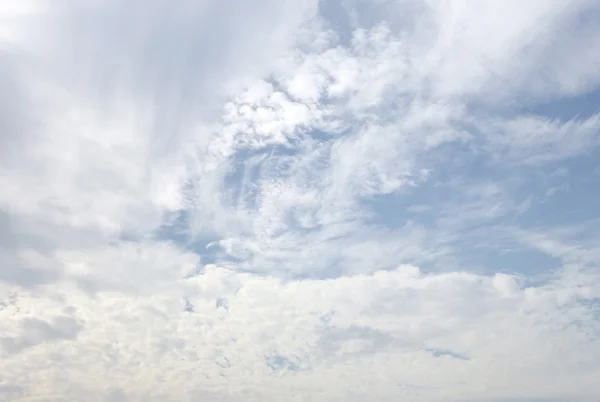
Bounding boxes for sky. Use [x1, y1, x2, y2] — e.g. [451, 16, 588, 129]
[1, 0, 600, 401]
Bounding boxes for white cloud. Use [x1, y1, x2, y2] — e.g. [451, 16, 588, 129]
[480, 112, 600, 165]
[1, 261, 600, 401]
[1, 0, 600, 401]
[0, 0, 320, 285]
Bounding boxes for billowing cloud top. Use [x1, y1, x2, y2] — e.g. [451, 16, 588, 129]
[1, 1, 600, 401]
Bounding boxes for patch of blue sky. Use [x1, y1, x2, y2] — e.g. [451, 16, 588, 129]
[152, 209, 221, 268]
[518, 163, 600, 229]
[451, 244, 561, 280]
[525, 88, 600, 121]
[264, 354, 300, 372]
[425, 348, 469, 361]
[357, 137, 577, 277]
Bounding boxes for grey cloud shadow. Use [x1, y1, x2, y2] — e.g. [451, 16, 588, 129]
[0, 57, 35, 166]
[0, 208, 111, 288]
[0, 210, 61, 287]
[0, 384, 25, 399]
[104, 388, 127, 402]
[0, 316, 83, 355]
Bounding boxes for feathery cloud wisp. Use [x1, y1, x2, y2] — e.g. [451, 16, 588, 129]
[1, 1, 600, 401]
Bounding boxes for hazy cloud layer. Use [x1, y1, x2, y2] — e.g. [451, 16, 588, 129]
[1, 0, 599, 401]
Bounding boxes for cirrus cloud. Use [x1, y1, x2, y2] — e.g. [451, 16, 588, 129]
[1, 1, 600, 401]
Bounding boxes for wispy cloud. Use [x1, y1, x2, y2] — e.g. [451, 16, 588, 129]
[1, 0, 600, 401]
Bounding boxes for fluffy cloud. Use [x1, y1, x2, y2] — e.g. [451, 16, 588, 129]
[2, 259, 599, 401]
[1, 0, 600, 401]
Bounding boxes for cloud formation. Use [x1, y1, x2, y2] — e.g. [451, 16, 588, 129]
[1, 0, 600, 401]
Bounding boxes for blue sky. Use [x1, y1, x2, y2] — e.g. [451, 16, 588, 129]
[1, 0, 600, 401]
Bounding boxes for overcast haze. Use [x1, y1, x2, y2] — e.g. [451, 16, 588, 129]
[1, 0, 600, 401]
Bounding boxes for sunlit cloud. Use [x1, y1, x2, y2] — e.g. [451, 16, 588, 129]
[1, 1, 600, 401]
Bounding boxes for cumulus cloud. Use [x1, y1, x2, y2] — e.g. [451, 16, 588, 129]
[2, 263, 600, 401]
[1, 0, 600, 401]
